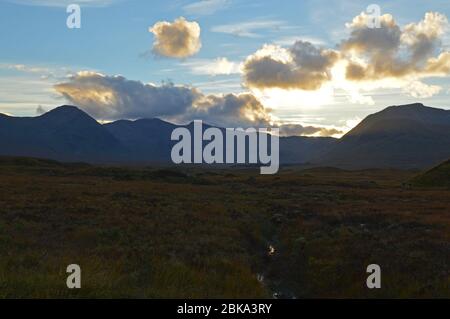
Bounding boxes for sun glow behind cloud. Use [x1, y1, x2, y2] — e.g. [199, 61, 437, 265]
[252, 85, 336, 110]
[240, 10, 450, 114]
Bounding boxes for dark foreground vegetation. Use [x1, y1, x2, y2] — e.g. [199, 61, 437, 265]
[0, 157, 448, 298]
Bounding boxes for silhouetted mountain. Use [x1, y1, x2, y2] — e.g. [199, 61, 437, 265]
[0, 105, 127, 162]
[316, 103, 450, 169]
[0, 105, 335, 164]
[105, 117, 332, 164]
[104, 118, 176, 163]
[1, 103, 449, 169]
[280, 136, 336, 164]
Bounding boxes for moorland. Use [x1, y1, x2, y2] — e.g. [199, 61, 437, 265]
[0, 157, 448, 298]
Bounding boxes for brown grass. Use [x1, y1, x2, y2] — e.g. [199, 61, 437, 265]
[0, 158, 448, 298]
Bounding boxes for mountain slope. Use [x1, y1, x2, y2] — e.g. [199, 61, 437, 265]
[104, 118, 177, 163]
[0, 105, 335, 164]
[410, 159, 450, 187]
[0, 105, 127, 162]
[105, 119, 337, 164]
[316, 103, 450, 169]
[279, 136, 336, 164]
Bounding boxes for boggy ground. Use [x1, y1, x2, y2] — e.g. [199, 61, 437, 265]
[0, 157, 448, 298]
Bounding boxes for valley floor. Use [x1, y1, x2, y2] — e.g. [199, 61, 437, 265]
[0, 158, 449, 298]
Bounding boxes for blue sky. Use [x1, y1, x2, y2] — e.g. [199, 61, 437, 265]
[1, 0, 450, 136]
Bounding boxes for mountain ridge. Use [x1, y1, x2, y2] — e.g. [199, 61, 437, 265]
[0, 103, 449, 169]
[315, 103, 450, 169]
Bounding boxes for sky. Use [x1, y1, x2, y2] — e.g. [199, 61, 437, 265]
[1, 0, 450, 136]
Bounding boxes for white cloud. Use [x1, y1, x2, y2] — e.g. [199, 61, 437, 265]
[274, 35, 326, 46]
[183, 0, 230, 16]
[211, 19, 286, 38]
[404, 81, 442, 98]
[342, 12, 450, 81]
[180, 57, 241, 75]
[0, 63, 50, 74]
[243, 41, 338, 90]
[0, 62, 79, 115]
[191, 78, 244, 95]
[149, 17, 202, 58]
[0, 76, 60, 116]
[0, 63, 72, 79]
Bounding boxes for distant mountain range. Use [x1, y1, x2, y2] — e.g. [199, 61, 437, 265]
[0, 103, 449, 169]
